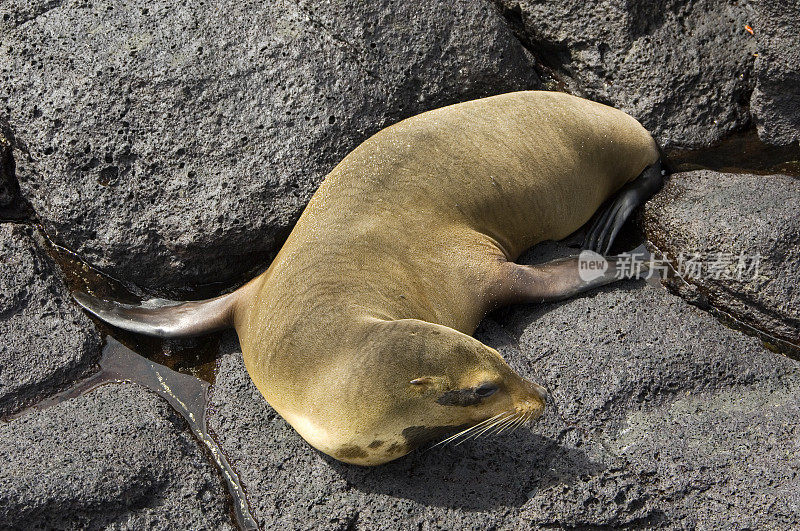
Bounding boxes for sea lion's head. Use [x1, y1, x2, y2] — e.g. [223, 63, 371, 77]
[303, 319, 548, 466]
[397, 341, 548, 458]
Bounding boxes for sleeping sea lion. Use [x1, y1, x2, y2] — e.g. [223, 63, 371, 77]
[74, 91, 665, 465]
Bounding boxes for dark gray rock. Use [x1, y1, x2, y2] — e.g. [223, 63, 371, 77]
[0, 0, 537, 295]
[750, 0, 800, 146]
[601, 379, 800, 527]
[0, 382, 234, 530]
[494, 0, 756, 148]
[208, 272, 800, 528]
[644, 170, 800, 346]
[0, 223, 101, 417]
[489, 274, 800, 528]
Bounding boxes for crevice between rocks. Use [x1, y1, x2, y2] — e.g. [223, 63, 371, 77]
[0, 115, 252, 529]
[665, 126, 800, 177]
[491, 2, 575, 92]
[0, 356, 98, 420]
[0, 116, 34, 222]
[2, 338, 258, 530]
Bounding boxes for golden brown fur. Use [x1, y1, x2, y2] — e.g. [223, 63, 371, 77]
[76, 91, 658, 465]
[233, 91, 658, 463]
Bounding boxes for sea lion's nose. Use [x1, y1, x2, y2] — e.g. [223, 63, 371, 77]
[532, 382, 548, 403]
[522, 378, 549, 404]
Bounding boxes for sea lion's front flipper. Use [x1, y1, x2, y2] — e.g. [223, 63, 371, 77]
[583, 160, 666, 254]
[73, 288, 243, 338]
[499, 252, 645, 304]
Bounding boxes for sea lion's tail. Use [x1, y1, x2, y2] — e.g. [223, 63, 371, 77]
[72, 283, 251, 338]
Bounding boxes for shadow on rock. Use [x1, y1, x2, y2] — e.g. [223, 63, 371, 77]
[486, 279, 649, 347]
[327, 430, 605, 511]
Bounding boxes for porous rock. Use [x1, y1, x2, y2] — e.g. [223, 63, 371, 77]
[0, 0, 538, 295]
[0, 223, 101, 417]
[749, 0, 800, 146]
[644, 170, 800, 346]
[493, 0, 756, 149]
[0, 383, 234, 529]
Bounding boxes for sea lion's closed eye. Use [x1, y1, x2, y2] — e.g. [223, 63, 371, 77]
[474, 382, 499, 398]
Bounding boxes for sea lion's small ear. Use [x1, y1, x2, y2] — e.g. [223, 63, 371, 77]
[410, 377, 434, 386]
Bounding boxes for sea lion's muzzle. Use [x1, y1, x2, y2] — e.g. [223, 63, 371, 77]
[524, 379, 548, 404]
[512, 378, 548, 421]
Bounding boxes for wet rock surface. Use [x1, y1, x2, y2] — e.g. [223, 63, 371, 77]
[0, 223, 101, 417]
[208, 273, 800, 528]
[0, 0, 537, 295]
[0, 383, 233, 530]
[493, 0, 756, 149]
[644, 170, 800, 346]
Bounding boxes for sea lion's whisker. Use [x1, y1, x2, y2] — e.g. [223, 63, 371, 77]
[447, 410, 513, 447]
[508, 411, 530, 433]
[456, 411, 509, 437]
[500, 410, 530, 438]
[449, 413, 513, 447]
[470, 411, 518, 441]
[429, 412, 507, 449]
[494, 412, 525, 436]
[452, 411, 514, 446]
[453, 405, 535, 446]
[515, 409, 533, 428]
[484, 411, 522, 437]
[521, 409, 534, 427]
[430, 428, 476, 450]
[511, 413, 529, 433]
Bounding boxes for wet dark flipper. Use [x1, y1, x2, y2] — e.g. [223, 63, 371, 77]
[73, 289, 241, 338]
[583, 159, 666, 254]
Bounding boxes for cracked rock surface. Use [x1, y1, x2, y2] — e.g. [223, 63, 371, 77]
[208, 262, 800, 528]
[644, 170, 800, 346]
[0, 223, 101, 417]
[0, 383, 233, 530]
[0, 0, 537, 295]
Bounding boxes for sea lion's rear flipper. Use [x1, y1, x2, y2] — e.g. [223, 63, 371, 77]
[583, 160, 666, 254]
[73, 289, 241, 338]
[498, 251, 646, 304]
